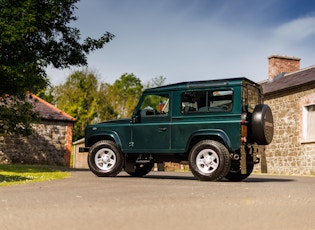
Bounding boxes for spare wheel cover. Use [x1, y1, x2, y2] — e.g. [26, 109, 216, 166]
[251, 104, 274, 145]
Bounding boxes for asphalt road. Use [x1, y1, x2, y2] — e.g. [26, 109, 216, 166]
[0, 170, 314, 230]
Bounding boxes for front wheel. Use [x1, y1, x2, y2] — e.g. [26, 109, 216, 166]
[189, 140, 231, 181]
[88, 140, 124, 177]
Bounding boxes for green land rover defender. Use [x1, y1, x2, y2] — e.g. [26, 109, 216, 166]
[80, 78, 274, 181]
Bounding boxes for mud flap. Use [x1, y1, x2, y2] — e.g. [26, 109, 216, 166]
[260, 146, 268, 173]
[240, 145, 247, 174]
[124, 156, 135, 172]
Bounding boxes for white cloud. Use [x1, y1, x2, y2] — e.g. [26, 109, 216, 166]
[273, 15, 315, 43]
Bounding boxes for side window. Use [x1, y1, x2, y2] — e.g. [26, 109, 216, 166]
[209, 90, 233, 112]
[181, 91, 206, 113]
[140, 94, 169, 117]
[181, 90, 233, 113]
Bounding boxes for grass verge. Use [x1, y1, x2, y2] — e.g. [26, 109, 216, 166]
[0, 164, 71, 187]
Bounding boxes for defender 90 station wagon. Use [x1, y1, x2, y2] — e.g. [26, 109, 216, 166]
[80, 78, 274, 181]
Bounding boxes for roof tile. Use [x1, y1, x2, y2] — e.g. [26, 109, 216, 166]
[261, 66, 315, 95]
[27, 93, 76, 122]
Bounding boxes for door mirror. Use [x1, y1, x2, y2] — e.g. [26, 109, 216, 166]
[131, 111, 140, 123]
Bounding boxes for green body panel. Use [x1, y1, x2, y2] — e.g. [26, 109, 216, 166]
[85, 119, 132, 150]
[170, 115, 241, 152]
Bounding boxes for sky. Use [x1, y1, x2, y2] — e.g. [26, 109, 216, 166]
[47, 0, 315, 86]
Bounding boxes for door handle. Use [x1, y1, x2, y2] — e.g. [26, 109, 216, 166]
[159, 127, 167, 132]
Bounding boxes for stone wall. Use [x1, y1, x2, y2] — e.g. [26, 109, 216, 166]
[0, 120, 73, 166]
[255, 87, 315, 175]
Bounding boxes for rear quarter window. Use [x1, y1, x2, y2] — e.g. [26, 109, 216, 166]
[243, 84, 261, 113]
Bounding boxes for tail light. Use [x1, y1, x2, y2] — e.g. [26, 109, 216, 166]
[241, 119, 247, 144]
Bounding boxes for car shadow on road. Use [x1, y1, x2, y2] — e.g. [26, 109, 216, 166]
[130, 172, 295, 183]
[143, 174, 197, 181]
[240, 177, 295, 183]
[115, 172, 197, 181]
[70, 170, 295, 183]
[141, 176, 295, 183]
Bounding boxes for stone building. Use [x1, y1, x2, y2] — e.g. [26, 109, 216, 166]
[0, 93, 76, 166]
[260, 55, 315, 175]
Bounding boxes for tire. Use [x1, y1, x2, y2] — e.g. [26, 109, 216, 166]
[189, 140, 231, 181]
[251, 104, 274, 145]
[125, 162, 154, 177]
[225, 162, 254, 182]
[88, 140, 124, 177]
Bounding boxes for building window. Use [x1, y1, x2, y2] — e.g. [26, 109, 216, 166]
[303, 104, 315, 141]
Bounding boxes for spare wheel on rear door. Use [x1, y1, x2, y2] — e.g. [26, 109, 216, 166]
[251, 104, 274, 145]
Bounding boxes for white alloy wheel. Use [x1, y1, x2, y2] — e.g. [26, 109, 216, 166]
[196, 149, 219, 174]
[94, 148, 117, 171]
[189, 140, 230, 181]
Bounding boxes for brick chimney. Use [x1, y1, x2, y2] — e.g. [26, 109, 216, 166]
[268, 55, 300, 80]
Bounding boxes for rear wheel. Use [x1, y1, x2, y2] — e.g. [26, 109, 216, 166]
[189, 140, 231, 181]
[88, 140, 124, 177]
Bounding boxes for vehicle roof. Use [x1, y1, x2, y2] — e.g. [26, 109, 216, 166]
[144, 77, 260, 93]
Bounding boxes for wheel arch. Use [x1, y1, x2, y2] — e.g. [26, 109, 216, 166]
[86, 131, 122, 150]
[186, 129, 233, 153]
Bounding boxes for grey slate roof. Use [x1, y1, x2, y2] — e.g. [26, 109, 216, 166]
[261, 66, 315, 95]
[27, 93, 76, 122]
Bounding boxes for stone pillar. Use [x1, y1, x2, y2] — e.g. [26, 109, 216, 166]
[64, 123, 73, 167]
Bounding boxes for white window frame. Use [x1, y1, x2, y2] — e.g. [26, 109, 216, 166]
[302, 104, 315, 142]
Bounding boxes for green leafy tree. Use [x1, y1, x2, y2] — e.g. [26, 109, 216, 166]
[107, 74, 143, 118]
[54, 70, 116, 141]
[96, 83, 117, 123]
[37, 86, 55, 104]
[144, 76, 166, 89]
[0, 0, 114, 136]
